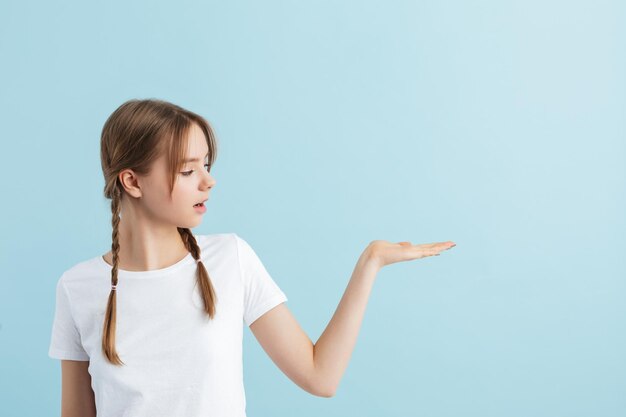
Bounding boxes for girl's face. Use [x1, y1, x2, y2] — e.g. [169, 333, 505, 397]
[136, 123, 216, 229]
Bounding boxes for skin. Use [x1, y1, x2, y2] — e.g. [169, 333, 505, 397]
[61, 360, 96, 417]
[249, 239, 456, 397]
[63, 123, 217, 417]
[93, 123, 457, 403]
[101, 122, 216, 271]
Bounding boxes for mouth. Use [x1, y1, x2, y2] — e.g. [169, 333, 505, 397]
[193, 198, 208, 207]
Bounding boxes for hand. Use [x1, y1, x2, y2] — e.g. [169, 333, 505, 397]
[365, 239, 456, 270]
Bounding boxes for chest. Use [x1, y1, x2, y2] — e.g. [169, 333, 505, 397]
[76, 263, 244, 370]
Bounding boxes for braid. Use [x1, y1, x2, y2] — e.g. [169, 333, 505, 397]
[98, 98, 220, 366]
[102, 186, 125, 366]
[178, 227, 218, 318]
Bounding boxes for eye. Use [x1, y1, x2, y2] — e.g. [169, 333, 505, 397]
[181, 165, 210, 176]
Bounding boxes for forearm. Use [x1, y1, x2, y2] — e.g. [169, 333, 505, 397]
[312, 250, 380, 395]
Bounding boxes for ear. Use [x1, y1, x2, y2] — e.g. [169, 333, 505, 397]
[118, 169, 143, 198]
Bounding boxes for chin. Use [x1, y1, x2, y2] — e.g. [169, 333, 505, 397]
[172, 218, 199, 230]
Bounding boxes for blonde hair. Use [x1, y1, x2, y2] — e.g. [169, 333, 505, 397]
[99, 98, 219, 365]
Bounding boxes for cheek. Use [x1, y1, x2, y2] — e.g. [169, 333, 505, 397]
[143, 189, 169, 210]
[143, 180, 176, 207]
[172, 180, 196, 202]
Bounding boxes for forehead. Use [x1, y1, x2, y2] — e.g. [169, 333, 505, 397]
[150, 123, 208, 173]
[183, 123, 209, 162]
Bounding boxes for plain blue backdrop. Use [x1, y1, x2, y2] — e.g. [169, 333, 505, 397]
[1, 0, 624, 416]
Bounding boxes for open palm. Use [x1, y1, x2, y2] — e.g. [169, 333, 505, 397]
[367, 239, 456, 269]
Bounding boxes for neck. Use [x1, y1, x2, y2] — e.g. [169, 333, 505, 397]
[103, 199, 189, 272]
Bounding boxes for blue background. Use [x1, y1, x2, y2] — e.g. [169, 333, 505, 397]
[1, 0, 624, 416]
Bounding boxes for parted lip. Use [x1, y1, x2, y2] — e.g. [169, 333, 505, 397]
[194, 198, 208, 206]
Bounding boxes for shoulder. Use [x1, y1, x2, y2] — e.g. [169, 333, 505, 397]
[51, 255, 107, 305]
[192, 232, 243, 259]
[193, 232, 260, 261]
[193, 232, 238, 248]
[58, 255, 105, 285]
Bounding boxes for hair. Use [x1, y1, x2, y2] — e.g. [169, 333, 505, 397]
[99, 98, 219, 366]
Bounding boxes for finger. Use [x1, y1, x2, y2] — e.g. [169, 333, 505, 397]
[416, 248, 441, 257]
[415, 243, 437, 249]
[425, 242, 451, 248]
[437, 241, 456, 249]
[421, 244, 445, 251]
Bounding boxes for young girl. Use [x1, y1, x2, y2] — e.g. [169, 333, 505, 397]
[48, 98, 456, 417]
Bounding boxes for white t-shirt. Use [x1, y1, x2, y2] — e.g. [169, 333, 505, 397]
[48, 233, 288, 417]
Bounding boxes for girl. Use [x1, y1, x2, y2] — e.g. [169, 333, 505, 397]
[48, 98, 456, 417]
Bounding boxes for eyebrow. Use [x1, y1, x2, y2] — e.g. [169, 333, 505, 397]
[183, 152, 209, 163]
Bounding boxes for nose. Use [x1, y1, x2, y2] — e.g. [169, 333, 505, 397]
[201, 170, 216, 190]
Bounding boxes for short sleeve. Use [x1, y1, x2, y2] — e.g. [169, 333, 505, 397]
[235, 234, 288, 326]
[48, 274, 90, 361]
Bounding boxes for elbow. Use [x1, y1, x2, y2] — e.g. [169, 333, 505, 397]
[307, 365, 337, 397]
[319, 389, 336, 398]
[312, 384, 336, 398]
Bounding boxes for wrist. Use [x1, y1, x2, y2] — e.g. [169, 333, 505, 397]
[356, 246, 382, 274]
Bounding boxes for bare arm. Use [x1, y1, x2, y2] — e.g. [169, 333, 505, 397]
[310, 249, 379, 396]
[249, 252, 377, 397]
[60, 360, 96, 417]
[249, 239, 455, 397]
